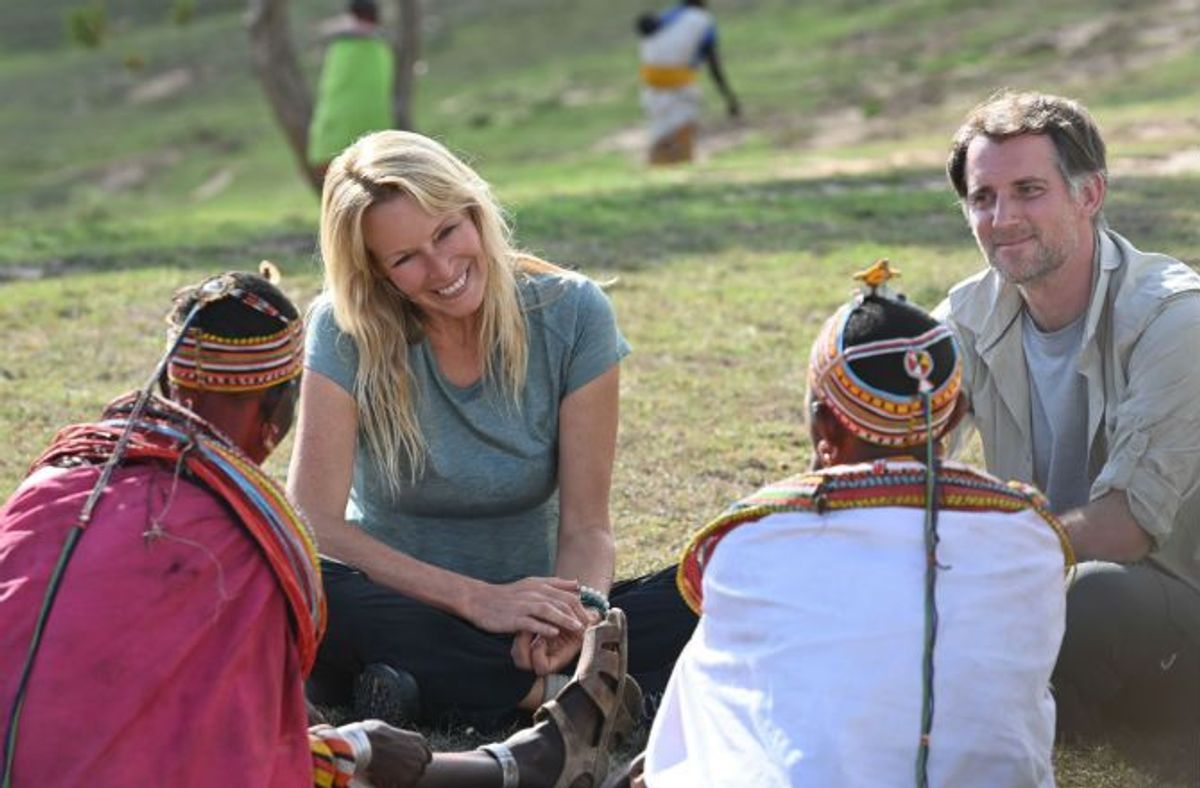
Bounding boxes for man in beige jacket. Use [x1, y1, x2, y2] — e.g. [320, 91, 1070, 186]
[936, 90, 1200, 738]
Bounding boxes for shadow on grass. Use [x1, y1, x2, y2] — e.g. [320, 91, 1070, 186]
[4, 169, 1197, 282]
[0, 231, 322, 283]
[513, 168, 1200, 270]
[514, 166, 970, 269]
[1057, 726, 1200, 788]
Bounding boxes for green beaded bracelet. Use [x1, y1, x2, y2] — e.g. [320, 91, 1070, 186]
[579, 585, 610, 614]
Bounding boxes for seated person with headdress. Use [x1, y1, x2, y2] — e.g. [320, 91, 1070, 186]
[612, 262, 1074, 787]
[0, 268, 639, 788]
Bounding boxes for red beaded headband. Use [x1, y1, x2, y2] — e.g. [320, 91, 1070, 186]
[167, 279, 303, 393]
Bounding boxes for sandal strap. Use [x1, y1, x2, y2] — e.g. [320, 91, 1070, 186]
[574, 625, 623, 683]
[478, 742, 520, 788]
[531, 608, 633, 788]
[532, 699, 595, 788]
[573, 668, 617, 716]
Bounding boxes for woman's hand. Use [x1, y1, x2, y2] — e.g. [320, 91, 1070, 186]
[510, 606, 602, 675]
[465, 576, 590, 637]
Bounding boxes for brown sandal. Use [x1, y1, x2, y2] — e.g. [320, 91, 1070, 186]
[534, 607, 642, 788]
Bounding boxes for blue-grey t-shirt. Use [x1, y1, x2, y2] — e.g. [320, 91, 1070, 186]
[1023, 309, 1090, 513]
[304, 271, 631, 583]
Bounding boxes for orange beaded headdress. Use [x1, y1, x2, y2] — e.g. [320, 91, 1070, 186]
[807, 260, 961, 448]
[166, 267, 304, 393]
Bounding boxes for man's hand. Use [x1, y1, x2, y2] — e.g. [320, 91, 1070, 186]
[360, 720, 432, 788]
[511, 607, 602, 676]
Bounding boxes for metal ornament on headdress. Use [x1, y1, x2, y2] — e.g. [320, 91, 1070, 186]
[853, 258, 901, 301]
[904, 348, 936, 393]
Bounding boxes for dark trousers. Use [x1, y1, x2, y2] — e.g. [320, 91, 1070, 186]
[307, 560, 697, 732]
[1053, 561, 1200, 739]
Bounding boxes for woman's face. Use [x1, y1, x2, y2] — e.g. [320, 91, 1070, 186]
[363, 195, 488, 330]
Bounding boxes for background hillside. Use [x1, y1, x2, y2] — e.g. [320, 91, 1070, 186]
[3, 0, 1198, 272]
[2, 1, 1198, 783]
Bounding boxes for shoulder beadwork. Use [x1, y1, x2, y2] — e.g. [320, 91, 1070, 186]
[676, 460, 1072, 614]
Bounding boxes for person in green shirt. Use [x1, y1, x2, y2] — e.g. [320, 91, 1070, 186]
[307, 0, 394, 183]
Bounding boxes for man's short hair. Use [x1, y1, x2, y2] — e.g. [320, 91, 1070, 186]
[946, 90, 1108, 199]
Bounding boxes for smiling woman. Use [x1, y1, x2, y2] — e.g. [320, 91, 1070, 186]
[289, 130, 696, 732]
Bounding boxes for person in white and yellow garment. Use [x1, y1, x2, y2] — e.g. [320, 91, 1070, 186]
[606, 263, 1073, 787]
[636, 1, 739, 164]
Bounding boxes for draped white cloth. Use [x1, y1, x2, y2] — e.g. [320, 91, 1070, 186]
[645, 503, 1067, 787]
[638, 7, 714, 143]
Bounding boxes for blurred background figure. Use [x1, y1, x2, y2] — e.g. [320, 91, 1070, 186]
[636, 0, 739, 165]
[308, 0, 395, 184]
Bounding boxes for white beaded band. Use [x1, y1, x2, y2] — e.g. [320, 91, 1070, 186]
[336, 721, 374, 775]
[478, 742, 520, 788]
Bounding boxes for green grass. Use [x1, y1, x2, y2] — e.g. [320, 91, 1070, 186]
[3, 0, 1200, 784]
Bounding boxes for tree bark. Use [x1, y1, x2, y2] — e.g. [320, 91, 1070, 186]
[246, 0, 320, 191]
[391, 0, 421, 131]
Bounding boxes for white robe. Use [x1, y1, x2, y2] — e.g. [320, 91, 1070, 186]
[639, 7, 714, 143]
[645, 483, 1066, 787]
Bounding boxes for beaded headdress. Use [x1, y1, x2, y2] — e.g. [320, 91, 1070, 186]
[807, 259, 961, 448]
[166, 268, 304, 393]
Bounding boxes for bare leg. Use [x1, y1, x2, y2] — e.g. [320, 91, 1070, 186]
[648, 124, 696, 165]
[412, 687, 597, 787]
[416, 752, 503, 787]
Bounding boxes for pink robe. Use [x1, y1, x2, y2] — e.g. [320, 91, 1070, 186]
[0, 462, 312, 786]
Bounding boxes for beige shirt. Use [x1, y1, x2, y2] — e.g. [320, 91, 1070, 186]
[936, 229, 1200, 591]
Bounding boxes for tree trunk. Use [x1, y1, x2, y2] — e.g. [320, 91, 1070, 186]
[391, 0, 421, 131]
[246, 0, 321, 191]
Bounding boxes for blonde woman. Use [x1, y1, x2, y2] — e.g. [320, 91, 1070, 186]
[289, 131, 695, 732]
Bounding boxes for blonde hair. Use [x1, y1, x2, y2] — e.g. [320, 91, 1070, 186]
[319, 130, 561, 495]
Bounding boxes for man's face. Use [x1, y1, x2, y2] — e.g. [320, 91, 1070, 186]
[962, 133, 1097, 286]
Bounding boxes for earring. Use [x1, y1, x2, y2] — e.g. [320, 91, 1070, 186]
[816, 439, 835, 467]
[262, 422, 280, 453]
